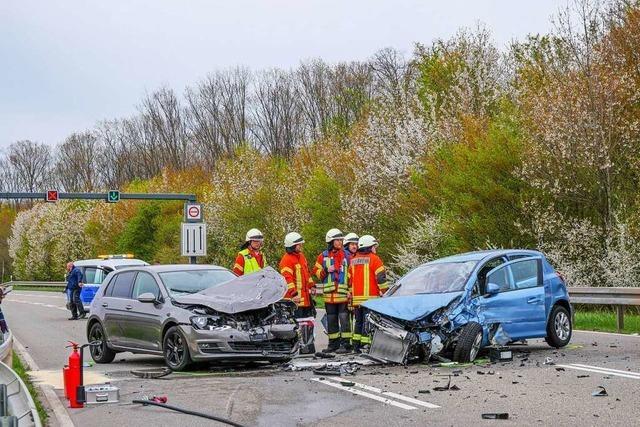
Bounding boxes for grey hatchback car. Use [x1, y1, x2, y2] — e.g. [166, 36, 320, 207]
[86, 265, 300, 370]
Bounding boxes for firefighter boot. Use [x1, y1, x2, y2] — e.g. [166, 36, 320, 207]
[299, 323, 316, 354]
[322, 339, 340, 353]
[335, 338, 351, 354]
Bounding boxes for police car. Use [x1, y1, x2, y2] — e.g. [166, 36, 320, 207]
[75, 255, 149, 311]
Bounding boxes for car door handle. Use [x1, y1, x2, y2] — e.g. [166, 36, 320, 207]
[125, 305, 133, 310]
[527, 297, 541, 304]
[102, 303, 108, 308]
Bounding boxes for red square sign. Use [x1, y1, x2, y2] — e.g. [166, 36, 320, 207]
[46, 190, 58, 202]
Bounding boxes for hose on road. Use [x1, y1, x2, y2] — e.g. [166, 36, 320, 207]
[132, 399, 247, 427]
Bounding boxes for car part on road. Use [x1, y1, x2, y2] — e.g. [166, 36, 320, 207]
[591, 386, 608, 397]
[314, 352, 335, 359]
[481, 413, 509, 420]
[130, 367, 172, 379]
[432, 375, 460, 391]
[132, 399, 247, 427]
[488, 347, 513, 362]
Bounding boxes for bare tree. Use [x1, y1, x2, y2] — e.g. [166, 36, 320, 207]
[54, 131, 101, 191]
[7, 140, 53, 192]
[295, 59, 334, 141]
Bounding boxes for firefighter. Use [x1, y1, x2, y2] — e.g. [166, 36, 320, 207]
[343, 232, 359, 262]
[233, 228, 266, 276]
[349, 234, 389, 353]
[279, 232, 316, 354]
[314, 228, 351, 354]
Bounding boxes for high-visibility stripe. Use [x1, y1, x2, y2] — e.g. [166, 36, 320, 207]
[364, 264, 370, 300]
[281, 267, 293, 275]
[352, 334, 362, 342]
[361, 336, 372, 344]
[233, 263, 243, 272]
[374, 266, 385, 275]
[341, 332, 353, 338]
[287, 282, 296, 290]
[295, 264, 304, 305]
[328, 332, 340, 339]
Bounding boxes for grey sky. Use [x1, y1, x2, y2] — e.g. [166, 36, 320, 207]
[0, 0, 562, 149]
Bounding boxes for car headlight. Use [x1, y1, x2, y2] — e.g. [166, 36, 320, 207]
[191, 316, 209, 329]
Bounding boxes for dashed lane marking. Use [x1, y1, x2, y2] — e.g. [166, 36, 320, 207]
[311, 377, 440, 410]
[556, 363, 640, 380]
[9, 299, 67, 311]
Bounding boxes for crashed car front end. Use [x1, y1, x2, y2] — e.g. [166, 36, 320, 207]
[171, 266, 300, 362]
[176, 300, 300, 362]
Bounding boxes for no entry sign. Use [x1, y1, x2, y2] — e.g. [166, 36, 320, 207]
[184, 203, 203, 222]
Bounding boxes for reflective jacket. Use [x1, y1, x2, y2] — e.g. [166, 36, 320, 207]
[313, 249, 349, 304]
[233, 248, 265, 276]
[279, 252, 314, 308]
[348, 252, 389, 307]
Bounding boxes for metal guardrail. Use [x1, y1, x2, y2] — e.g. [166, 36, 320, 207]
[0, 330, 12, 366]
[1, 281, 65, 288]
[0, 361, 42, 427]
[568, 287, 640, 331]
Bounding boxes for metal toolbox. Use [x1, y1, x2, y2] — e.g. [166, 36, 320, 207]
[84, 384, 119, 404]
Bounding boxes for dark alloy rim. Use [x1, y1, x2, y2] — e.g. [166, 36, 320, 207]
[165, 332, 185, 367]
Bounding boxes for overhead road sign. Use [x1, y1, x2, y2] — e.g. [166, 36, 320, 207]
[107, 190, 120, 203]
[181, 223, 207, 257]
[0, 192, 197, 203]
[45, 190, 58, 202]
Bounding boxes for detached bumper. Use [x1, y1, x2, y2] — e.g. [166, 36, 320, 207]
[180, 324, 300, 362]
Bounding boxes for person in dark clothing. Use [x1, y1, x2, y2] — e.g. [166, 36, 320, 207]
[65, 262, 85, 320]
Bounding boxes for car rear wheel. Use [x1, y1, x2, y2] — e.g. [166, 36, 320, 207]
[545, 305, 572, 348]
[88, 322, 116, 364]
[163, 326, 192, 371]
[453, 322, 483, 363]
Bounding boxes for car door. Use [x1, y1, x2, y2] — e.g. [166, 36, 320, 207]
[100, 271, 137, 347]
[80, 266, 109, 309]
[478, 257, 546, 340]
[121, 272, 165, 351]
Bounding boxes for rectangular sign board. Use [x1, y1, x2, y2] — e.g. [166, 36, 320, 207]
[181, 223, 207, 257]
[184, 203, 203, 222]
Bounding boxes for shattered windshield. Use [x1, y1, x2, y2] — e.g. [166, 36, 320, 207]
[159, 269, 236, 296]
[391, 261, 477, 296]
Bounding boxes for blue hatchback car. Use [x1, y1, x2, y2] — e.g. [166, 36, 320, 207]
[363, 249, 572, 364]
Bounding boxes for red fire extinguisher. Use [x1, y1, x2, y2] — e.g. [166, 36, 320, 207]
[63, 341, 83, 408]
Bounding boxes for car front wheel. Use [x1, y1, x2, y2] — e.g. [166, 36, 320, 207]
[88, 322, 116, 364]
[545, 305, 572, 348]
[453, 322, 483, 363]
[163, 326, 192, 371]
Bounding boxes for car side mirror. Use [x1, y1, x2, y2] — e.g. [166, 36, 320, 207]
[486, 283, 500, 296]
[137, 292, 157, 303]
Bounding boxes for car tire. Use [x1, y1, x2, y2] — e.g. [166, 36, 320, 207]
[163, 326, 192, 371]
[545, 305, 572, 348]
[88, 322, 116, 364]
[453, 322, 484, 363]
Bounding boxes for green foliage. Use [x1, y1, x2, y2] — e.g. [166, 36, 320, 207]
[116, 202, 161, 261]
[12, 352, 49, 424]
[416, 104, 531, 254]
[298, 168, 344, 259]
[415, 43, 463, 115]
[0, 206, 16, 280]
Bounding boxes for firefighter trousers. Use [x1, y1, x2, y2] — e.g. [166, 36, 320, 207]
[325, 302, 351, 341]
[352, 306, 370, 345]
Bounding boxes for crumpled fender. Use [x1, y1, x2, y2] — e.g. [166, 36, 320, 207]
[363, 292, 463, 322]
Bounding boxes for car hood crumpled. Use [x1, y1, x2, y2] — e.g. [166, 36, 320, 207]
[172, 266, 287, 314]
[362, 291, 463, 322]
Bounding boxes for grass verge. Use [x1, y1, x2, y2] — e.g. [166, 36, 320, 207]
[12, 352, 50, 425]
[12, 286, 65, 293]
[574, 309, 640, 334]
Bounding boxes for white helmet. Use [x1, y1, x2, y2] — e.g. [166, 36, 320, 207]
[343, 232, 359, 244]
[245, 228, 264, 242]
[358, 235, 378, 249]
[325, 228, 344, 243]
[284, 232, 305, 248]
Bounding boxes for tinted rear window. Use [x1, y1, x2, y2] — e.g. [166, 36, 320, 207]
[109, 271, 137, 299]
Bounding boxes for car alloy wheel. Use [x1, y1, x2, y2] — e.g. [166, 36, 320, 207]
[89, 326, 104, 360]
[554, 311, 570, 341]
[469, 331, 482, 362]
[165, 331, 186, 367]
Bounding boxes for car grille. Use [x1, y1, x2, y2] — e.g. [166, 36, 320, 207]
[228, 340, 294, 353]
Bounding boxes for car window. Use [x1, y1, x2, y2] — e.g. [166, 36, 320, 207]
[391, 261, 477, 296]
[475, 257, 506, 294]
[83, 267, 107, 285]
[487, 266, 513, 292]
[510, 259, 540, 289]
[132, 272, 161, 299]
[108, 271, 137, 299]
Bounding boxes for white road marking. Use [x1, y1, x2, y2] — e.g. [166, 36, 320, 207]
[311, 377, 418, 410]
[13, 292, 66, 299]
[323, 376, 440, 409]
[10, 299, 67, 311]
[557, 364, 640, 380]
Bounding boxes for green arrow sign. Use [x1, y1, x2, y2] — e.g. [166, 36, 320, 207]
[107, 190, 120, 203]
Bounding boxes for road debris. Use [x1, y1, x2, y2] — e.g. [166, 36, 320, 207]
[577, 375, 590, 378]
[131, 367, 173, 379]
[555, 367, 565, 372]
[482, 413, 509, 420]
[340, 381, 355, 387]
[314, 352, 336, 359]
[543, 357, 555, 365]
[433, 375, 460, 391]
[591, 386, 608, 397]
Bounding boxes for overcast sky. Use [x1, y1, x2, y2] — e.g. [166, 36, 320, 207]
[0, 0, 563, 149]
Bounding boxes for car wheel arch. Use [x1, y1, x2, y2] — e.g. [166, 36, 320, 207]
[547, 299, 571, 324]
[161, 321, 180, 343]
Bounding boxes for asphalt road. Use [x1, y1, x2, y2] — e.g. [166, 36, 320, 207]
[3, 290, 640, 426]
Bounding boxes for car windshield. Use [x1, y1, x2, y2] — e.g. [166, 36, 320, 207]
[159, 269, 236, 296]
[391, 261, 477, 296]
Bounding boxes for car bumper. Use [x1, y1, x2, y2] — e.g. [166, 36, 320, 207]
[179, 324, 300, 362]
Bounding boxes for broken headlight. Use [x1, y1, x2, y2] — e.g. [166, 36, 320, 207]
[430, 309, 450, 326]
[190, 315, 226, 330]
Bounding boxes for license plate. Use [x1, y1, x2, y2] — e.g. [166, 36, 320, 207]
[250, 333, 267, 342]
